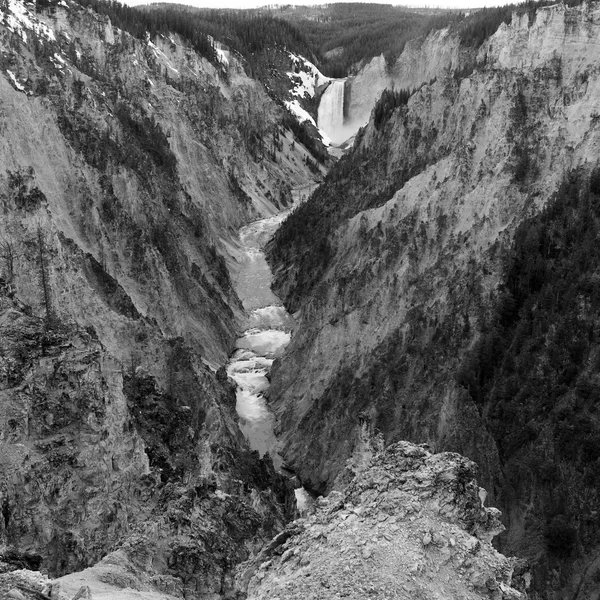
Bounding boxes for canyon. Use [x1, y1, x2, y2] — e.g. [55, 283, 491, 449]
[0, 0, 599, 598]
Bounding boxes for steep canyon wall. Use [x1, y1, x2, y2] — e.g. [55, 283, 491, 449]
[338, 28, 473, 144]
[0, 0, 317, 595]
[268, 3, 600, 597]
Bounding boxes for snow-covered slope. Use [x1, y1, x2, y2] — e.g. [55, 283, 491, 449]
[285, 51, 334, 147]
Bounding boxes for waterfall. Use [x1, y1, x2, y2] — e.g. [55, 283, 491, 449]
[318, 80, 347, 145]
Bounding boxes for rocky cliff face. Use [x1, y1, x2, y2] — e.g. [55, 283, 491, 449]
[343, 28, 471, 140]
[0, 0, 319, 594]
[268, 2, 600, 596]
[239, 442, 528, 600]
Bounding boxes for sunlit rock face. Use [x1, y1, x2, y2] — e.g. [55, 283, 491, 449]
[333, 28, 470, 144]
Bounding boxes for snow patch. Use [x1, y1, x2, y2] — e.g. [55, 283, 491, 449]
[285, 99, 317, 127]
[288, 69, 316, 98]
[285, 100, 332, 146]
[6, 69, 25, 92]
[287, 52, 329, 99]
[207, 36, 229, 70]
[288, 52, 329, 93]
[1, 0, 56, 44]
[215, 47, 229, 69]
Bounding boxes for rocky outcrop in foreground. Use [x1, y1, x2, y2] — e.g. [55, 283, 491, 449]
[239, 442, 528, 600]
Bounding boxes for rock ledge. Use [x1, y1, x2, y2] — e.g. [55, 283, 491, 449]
[241, 442, 528, 600]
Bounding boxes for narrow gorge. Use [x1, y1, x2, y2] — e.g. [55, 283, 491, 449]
[226, 187, 313, 469]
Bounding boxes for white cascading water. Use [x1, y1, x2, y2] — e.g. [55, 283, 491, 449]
[318, 80, 347, 145]
[226, 186, 316, 512]
[226, 215, 292, 471]
[227, 186, 313, 514]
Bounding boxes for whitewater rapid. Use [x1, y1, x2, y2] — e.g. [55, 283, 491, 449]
[227, 189, 312, 472]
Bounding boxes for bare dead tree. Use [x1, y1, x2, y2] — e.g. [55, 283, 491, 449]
[36, 226, 56, 330]
[0, 239, 15, 284]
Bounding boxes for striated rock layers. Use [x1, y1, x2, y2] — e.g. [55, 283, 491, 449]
[268, 1, 600, 596]
[240, 442, 528, 600]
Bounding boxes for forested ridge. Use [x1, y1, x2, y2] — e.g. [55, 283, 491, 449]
[73, 0, 590, 79]
[73, 0, 316, 69]
[266, 3, 460, 77]
[71, 0, 582, 82]
[143, 4, 316, 64]
[74, 0, 217, 61]
[266, 88, 430, 310]
[268, 0, 589, 76]
[458, 168, 600, 577]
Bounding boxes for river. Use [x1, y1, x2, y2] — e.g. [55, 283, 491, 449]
[226, 187, 312, 473]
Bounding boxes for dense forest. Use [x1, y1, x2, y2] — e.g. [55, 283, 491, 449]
[73, 0, 590, 79]
[458, 168, 600, 576]
[267, 3, 459, 77]
[373, 88, 412, 130]
[73, 0, 316, 71]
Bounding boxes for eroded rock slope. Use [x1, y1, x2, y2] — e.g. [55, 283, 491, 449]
[268, 2, 600, 596]
[0, 281, 294, 597]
